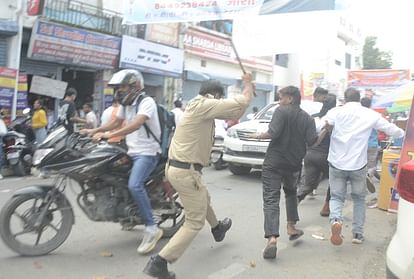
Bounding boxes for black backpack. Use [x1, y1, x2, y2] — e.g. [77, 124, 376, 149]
[136, 94, 176, 159]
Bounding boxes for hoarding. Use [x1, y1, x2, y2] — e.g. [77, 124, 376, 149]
[119, 35, 184, 78]
[28, 19, 121, 69]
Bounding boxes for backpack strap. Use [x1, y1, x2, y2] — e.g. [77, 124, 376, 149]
[134, 93, 161, 145]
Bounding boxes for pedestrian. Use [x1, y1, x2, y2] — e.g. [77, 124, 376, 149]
[0, 110, 7, 179]
[83, 69, 163, 255]
[360, 97, 379, 199]
[171, 99, 184, 125]
[100, 93, 124, 146]
[57, 87, 78, 134]
[81, 103, 98, 129]
[31, 99, 48, 144]
[143, 73, 255, 279]
[246, 106, 259, 120]
[252, 86, 318, 259]
[325, 88, 404, 246]
[297, 93, 337, 217]
[296, 87, 329, 193]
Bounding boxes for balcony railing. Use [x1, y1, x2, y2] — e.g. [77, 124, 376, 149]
[42, 0, 123, 35]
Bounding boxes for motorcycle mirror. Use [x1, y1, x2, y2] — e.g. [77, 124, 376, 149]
[22, 108, 31, 115]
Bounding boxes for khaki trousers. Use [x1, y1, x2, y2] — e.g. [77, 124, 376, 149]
[159, 165, 219, 263]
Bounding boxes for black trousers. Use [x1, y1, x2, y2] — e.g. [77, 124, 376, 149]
[297, 150, 330, 202]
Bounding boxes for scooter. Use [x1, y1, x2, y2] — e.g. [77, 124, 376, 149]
[3, 108, 35, 176]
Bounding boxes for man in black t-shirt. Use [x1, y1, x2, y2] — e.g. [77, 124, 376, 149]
[253, 86, 318, 259]
[58, 88, 77, 133]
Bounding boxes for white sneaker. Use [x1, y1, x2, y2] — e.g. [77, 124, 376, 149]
[137, 228, 163, 254]
[0, 174, 3, 179]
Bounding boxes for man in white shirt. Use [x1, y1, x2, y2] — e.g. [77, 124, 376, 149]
[82, 103, 98, 129]
[325, 88, 404, 246]
[83, 69, 163, 255]
[171, 99, 183, 125]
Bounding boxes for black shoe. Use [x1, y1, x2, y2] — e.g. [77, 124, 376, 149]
[143, 255, 175, 279]
[212, 218, 232, 242]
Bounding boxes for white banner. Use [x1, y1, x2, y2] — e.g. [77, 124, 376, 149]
[119, 35, 184, 78]
[30, 76, 68, 99]
[232, 11, 338, 56]
[123, 0, 264, 24]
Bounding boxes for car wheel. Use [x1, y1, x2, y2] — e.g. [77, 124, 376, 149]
[228, 164, 251, 175]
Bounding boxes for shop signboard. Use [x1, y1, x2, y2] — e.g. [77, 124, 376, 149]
[27, 19, 121, 69]
[30, 76, 67, 99]
[17, 74, 29, 116]
[145, 23, 179, 47]
[0, 68, 28, 121]
[183, 27, 272, 72]
[119, 35, 184, 78]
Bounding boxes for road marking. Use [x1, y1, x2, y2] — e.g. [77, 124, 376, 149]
[0, 189, 11, 193]
[208, 263, 247, 279]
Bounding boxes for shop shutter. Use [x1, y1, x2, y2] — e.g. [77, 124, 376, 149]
[0, 36, 8, 67]
[20, 44, 59, 77]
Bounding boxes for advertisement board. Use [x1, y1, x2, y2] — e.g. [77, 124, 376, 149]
[30, 76, 67, 99]
[27, 19, 121, 69]
[119, 35, 184, 78]
[0, 68, 28, 121]
[347, 69, 411, 97]
[183, 27, 273, 72]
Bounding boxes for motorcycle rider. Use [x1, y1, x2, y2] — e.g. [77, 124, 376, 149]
[81, 69, 163, 254]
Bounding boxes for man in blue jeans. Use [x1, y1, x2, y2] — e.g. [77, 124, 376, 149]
[325, 88, 404, 245]
[84, 69, 162, 254]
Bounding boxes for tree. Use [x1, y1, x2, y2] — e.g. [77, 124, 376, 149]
[362, 36, 393, 69]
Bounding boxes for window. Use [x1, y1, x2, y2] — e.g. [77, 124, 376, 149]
[345, 53, 351, 69]
[335, 60, 342, 66]
[198, 20, 233, 35]
[275, 54, 288, 68]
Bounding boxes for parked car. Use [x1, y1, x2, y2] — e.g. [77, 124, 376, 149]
[222, 101, 319, 175]
[386, 159, 414, 279]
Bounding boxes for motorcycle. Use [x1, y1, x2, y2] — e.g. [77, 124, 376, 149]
[210, 119, 228, 170]
[210, 135, 227, 170]
[3, 108, 35, 176]
[0, 133, 185, 256]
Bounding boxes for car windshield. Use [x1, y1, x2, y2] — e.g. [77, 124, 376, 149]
[255, 103, 278, 121]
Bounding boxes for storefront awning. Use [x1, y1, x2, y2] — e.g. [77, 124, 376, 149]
[0, 20, 18, 36]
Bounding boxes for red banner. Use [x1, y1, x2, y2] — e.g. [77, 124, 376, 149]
[348, 70, 410, 89]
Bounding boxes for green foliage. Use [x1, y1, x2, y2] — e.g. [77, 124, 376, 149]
[362, 36, 393, 69]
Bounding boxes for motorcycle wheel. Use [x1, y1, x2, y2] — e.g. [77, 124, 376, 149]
[0, 194, 74, 256]
[12, 160, 26, 177]
[159, 201, 185, 238]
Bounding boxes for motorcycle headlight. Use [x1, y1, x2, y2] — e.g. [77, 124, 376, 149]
[33, 148, 54, 166]
[227, 128, 238, 138]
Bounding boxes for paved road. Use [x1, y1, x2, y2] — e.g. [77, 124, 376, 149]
[0, 169, 394, 279]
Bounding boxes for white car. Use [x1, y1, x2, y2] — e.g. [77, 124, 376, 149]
[386, 159, 414, 279]
[223, 101, 320, 175]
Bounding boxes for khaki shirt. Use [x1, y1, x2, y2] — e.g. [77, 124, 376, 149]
[169, 94, 249, 166]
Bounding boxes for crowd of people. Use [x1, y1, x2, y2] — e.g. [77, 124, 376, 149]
[8, 68, 405, 278]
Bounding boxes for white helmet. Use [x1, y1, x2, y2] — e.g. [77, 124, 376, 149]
[108, 69, 145, 106]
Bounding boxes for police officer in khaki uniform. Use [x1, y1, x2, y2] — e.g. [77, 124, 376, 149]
[143, 73, 254, 279]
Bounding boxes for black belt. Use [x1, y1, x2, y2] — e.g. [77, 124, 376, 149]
[169, 159, 203, 172]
